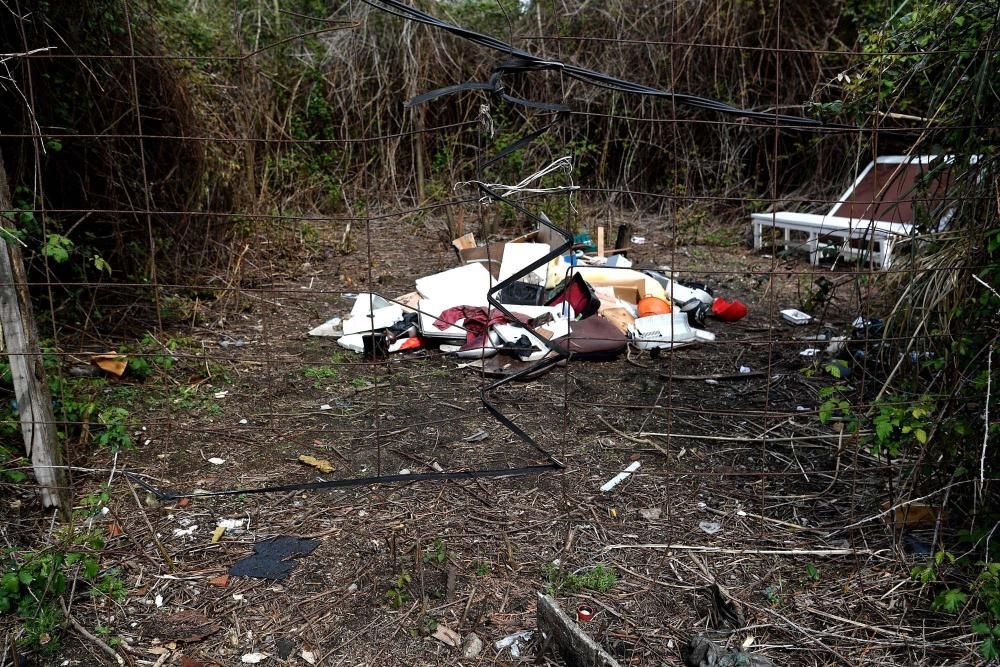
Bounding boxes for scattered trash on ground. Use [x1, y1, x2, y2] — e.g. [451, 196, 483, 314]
[207, 457, 226, 465]
[495, 630, 534, 658]
[298, 454, 335, 474]
[229, 536, 320, 580]
[779, 308, 812, 325]
[240, 652, 268, 664]
[600, 461, 640, 493]
[683, 634, 774, 667]
[698, 521, 722, 535]
[305, 225, 753, 380]
[91, 352, 128, 377]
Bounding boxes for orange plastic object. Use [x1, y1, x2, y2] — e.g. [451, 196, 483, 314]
[637, 296, 671, 317]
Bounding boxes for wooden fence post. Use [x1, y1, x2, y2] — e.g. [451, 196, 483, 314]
[0, 153, 68, 515]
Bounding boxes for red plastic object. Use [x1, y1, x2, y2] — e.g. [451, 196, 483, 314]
[711, 297, 747, 322]
[396, 337, 423, 351]
[577, 604, 595, 622]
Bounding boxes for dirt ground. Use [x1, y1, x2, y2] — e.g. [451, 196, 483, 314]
[3, 209, 978, 666]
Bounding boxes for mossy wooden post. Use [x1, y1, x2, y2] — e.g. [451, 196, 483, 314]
[0, 153, 68, 514]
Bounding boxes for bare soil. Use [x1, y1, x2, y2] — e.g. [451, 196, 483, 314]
[4, 210, 975, 666]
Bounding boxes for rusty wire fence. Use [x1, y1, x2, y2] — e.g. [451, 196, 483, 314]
[1, 1, 997, 665]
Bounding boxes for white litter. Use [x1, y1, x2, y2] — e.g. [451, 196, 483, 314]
[498, 242, 550, 286]
[739, 366, 752, 374]
[416, 263, 494, 307]
[319, 404, 332, 411]
[217, 518, 246, 531]
[699, 521, 722, 535]
[241, 653, 269, 664]
[800, 348, 822, 358]
[154, 594, 164, 607]
[605, 254, 632, 268]
[600, 461, 641, 493]
[301, 650, 317, 665]
[207, 457, 226, 465]
[307, 316, 342, 337]
[631, 312, 696, 350]
[172, 525, 198, 537]
[780, 308, 812, 325]
[336, 334, 365, 353]
[213, 391, 228, 399]
[631, 235, 647, 245]
[495, 630, 533, 658]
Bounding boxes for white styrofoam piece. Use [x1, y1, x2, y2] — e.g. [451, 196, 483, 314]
[415, 263, 494, 307]
[342, 304, 404, 335]
[349, 293, 393, 317]
[337, 334, 365, 353]
[498, 242, 550, 286]
[308, 316, 342, 337]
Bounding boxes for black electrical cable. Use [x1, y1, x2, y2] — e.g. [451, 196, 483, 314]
[360, 0, 919, 135]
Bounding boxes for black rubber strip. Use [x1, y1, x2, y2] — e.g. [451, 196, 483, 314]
[125, 464, 559, 501]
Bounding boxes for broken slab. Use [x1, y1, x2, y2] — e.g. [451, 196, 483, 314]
[536, 593, 621, 667]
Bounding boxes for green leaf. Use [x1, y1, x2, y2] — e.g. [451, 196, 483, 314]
[93, 255, 112, 274]
[973, 621, 991, 635]
[2, 572, 19, 594]
[42, 234, 73, 263]
[935, 588, 968, 613]
[915, 428, 928, 444]
[982, 637, 999, 661]
[84, 558, 99, 579]
[17, 570, 32, 586]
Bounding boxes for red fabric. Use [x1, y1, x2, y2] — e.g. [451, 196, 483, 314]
[434, 306, 531, 343]
[711, 297, 747, 322]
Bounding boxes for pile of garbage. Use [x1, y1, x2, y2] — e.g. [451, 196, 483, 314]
[309, 225, 747, 377]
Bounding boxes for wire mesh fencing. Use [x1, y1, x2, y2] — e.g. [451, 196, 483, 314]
[1, 1, 997, 665]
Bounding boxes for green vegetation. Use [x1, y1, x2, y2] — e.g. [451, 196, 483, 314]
[544, 563, 618, 596]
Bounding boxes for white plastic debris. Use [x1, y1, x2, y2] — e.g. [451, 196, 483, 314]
[154, 594, 164, 607]
[800, 348, 822, 358]
[600, 461, 641, 493]
[739, 365, 752, 374]
[605, 254, 632, 268]
[495, 630, 533, 658]
[631, 312, 695, 350]
[780, 308, 812, 325]
[239, 418, 248, 425]
[630, 235, 646, 245]
[308, 316, 342, 337]
[399, 469, 411, 475]
[341, 293, 404, 336]
[336, 334, 365, 354]
[217, 518, 246, 531]
[699, 521, 722, 535]
[319, 404, 333, 411]
[172, 525, 198, 538]
[207, 457, 226, 465]
[241, 653, 268, 664]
